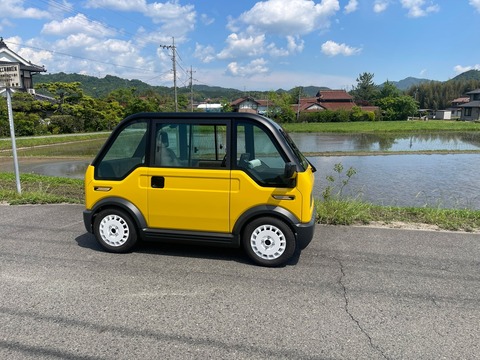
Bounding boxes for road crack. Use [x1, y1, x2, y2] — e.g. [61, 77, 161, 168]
[335, 257, 389, 360]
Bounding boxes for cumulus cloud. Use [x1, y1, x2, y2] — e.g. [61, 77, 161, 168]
[4, 36, 52, 66]
[200, 13, 214, 26]
[217, 33, 266, 60]
[0, 0, 51, 19]
[194, 43, 216, 63]
[344, 0, 358, 14]
[469, 0, 480, 12]
[400, 0, 439, 18]
[84, 0, 147, 11]
[454, 64, 480, 74]
[373, 0, 389, 13]
[226, 58, 269, 77]
[237, 0, 340, 36]
[321, 40, 361, 56]
[42, 14, 115, 37]
[86, 0, 196, 42]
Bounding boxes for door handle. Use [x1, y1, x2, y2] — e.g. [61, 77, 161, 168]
[151, 176, 165, 188]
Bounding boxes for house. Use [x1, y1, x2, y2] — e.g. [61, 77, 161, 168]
[230, 96, 273, 114]
[315, 90, 356, 111]
[0, 37, 47, 97]
[231, 89, 376, 116]
[447, 96, 470, 119]
[459, 89, 480, 121]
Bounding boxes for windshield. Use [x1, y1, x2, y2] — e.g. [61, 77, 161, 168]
[279, 129, 315, 172]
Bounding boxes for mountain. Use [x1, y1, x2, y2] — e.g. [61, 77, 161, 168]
[448, 69, 480, 82]
[388, 77, 432, 91]
[34, 73, 333, 101]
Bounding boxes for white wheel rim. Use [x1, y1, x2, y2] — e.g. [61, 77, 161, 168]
[250, 224, 286, 260]
[99, 214, 130, 247]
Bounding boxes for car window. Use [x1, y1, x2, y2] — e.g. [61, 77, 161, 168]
[95, 120, 147, 179]
[236, 122, 291, 187]
[154, 122, 227, 169]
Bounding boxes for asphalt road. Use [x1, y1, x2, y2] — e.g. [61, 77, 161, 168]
[0, 204, 479, 360]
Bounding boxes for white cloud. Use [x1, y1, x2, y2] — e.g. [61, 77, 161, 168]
[266, 36, 304, 57]
[373, 0, 389, 13]
[200, 13, 214, 26]
[454, 64, 480, 74]
[400, 0, 439, 18]
[194, 43, 216, 63]
[217, 33, 266, 60]
[344, 0, 358, 13]
[144, 2, 196, 40]
[226, 58, 269, 77]
[321, 40, 361, 56]
[237, 0, 340, 36]
[469, 0, 480, 12]
[86, 0, 196, 43]
[42, 14, 115, 37]
[0, 0, 51, 19]
[4, 36, 52, 66]
[84, 0, 147, 12]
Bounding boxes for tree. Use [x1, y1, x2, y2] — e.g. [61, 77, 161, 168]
[351, 72, 379, 106]
[376, 95, 418, 120]
[265, 91, 295, 123]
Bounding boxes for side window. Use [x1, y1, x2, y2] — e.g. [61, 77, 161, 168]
[154, 125, 180, 167]
[236, 122, 290, 187]
[154, 122, 227, 168]
[95, 121, 147, 179]
[191, 125, 227, 168]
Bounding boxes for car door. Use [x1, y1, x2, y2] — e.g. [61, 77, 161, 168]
[147, 119, 230, 233]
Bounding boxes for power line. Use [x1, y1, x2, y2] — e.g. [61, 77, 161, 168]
[4, 40, 151, 73]
[160, 37, 178, 112]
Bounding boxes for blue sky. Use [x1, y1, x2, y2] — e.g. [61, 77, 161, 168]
[1, 0, 480, 91]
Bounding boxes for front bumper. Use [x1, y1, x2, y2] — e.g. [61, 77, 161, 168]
[294, 209, 316, 250]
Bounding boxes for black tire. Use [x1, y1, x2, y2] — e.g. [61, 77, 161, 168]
[93, 208, 138, 253]
[242, 217, 296, 267]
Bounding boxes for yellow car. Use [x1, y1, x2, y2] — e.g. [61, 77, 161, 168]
[83, 112, 316, 266]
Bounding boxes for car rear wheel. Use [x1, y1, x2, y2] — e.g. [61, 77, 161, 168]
[94, 208, 138, 253]
[243, 217, 296, 267]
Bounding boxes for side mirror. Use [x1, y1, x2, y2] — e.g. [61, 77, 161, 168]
[284, 162, 297, 179]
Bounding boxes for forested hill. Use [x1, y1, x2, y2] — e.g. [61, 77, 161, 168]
[448, 69, 480, 82]
[34, 73, 329, 100]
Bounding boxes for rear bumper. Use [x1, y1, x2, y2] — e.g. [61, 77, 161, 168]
[294, 210, 316, 250]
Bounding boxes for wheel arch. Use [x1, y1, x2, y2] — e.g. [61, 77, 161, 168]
[233, 205, 299, 241]
[88, 197, 147, 236]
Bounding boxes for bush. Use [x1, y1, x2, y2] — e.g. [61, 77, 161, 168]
[298, 108, 376, 123]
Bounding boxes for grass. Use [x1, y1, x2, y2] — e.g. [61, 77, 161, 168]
[283, 120, 480, 133]
[0, 173, 84, 205]
[316, 199, 480, 233]
[0, 133, 109, 151]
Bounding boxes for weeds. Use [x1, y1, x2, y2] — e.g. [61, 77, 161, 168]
[316, 163, 480, 232]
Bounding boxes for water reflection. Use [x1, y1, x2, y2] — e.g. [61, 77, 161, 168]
[290, 132, 480, 152]
[311, 154, 480, 209]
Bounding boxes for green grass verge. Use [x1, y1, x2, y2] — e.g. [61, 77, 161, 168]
[317, 198, 480, 232]
[283, 120, 480, 133]
[0, 133, 109, 151]
[0, 172, 84, 205]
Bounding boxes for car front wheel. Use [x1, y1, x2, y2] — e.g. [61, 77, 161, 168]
[243, 217, 296, 267]
[94, 209, 138, 253]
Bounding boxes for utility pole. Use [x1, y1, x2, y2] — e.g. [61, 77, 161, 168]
[189, 66, 196, 111]
[296, 86, 302, 122]
[160, 37, 177, 112]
